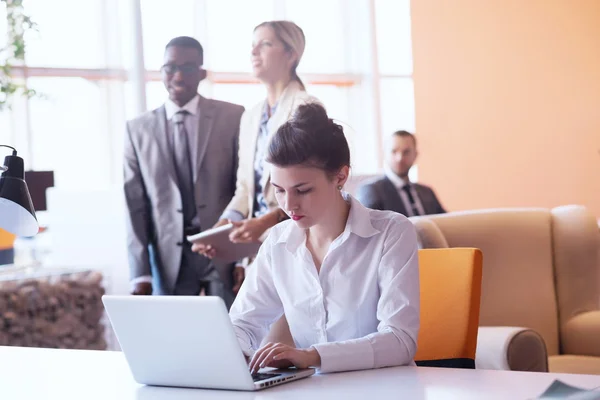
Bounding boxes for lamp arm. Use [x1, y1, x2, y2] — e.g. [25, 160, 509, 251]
[0, 145, 17, 156]
[0, 145, 18, 172]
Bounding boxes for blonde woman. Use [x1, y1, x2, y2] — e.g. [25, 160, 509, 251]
[196, 21, 319, 289]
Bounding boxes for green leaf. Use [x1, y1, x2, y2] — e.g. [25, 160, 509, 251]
[0, 0, 40, 108]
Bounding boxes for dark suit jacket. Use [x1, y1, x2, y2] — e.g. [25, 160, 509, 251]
[356, 176, 446, 216]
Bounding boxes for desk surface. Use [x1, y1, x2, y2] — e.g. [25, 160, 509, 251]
[0, 346, 598, 400]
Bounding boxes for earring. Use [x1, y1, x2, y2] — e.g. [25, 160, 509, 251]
[337, 185, 343, 190]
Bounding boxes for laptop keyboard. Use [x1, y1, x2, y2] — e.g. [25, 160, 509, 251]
[252, 372, 281, 382]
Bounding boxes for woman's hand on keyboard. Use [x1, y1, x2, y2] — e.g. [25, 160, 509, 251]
[249, 342, 321, 374]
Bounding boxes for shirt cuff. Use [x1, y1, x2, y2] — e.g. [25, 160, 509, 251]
[235, 257, 251, 269]
[130, 275, 152, 290]
[220, 209, 245, 222]
[311, 338, 375, 374]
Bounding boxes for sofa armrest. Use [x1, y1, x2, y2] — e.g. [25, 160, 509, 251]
[409, 217, 449, 249]
[476, 326, 548, 372]
[562, 311, 600, 357]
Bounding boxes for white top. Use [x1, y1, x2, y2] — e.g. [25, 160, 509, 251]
[229, 195, 420, 374]
[384, 166, 426, 216]
[2, 346, 600, 400]
[164, 93, 200, 119]
[164, 93, 201, 166]
[164, 93, 201, 183]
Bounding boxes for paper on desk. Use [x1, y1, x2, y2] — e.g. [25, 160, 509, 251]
[537, 380, 600, 399]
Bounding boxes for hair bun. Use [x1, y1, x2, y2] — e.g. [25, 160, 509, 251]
[291, 102, 330, 131]
[267, 101, 351, 172]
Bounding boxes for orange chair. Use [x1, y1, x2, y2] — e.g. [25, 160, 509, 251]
[0, 228, 16, 248]
[415, 248, 483, 368]
[0, 228, 16, 265]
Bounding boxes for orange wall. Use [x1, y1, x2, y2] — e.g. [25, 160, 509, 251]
[411, 0, 600, 217]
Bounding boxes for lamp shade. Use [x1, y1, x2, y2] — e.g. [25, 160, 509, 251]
[0, 153, 38, 237]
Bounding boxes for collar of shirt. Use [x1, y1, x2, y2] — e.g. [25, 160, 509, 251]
[165, 94, 200, 120]
[384, 166, 410, 189]
[260, 101, 278, 125]
[275, 194, 380, 254]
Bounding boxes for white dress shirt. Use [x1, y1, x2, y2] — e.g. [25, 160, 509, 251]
[384, 167, 426, 217]
[229, 194, 420, 374]
[130, 95, 201, 288]
[165, 94, 200, 165]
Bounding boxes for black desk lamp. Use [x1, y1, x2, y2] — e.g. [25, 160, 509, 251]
[0, 145, 38, 237]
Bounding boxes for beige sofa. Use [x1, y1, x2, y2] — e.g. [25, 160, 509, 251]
[411, 205, 600, 374]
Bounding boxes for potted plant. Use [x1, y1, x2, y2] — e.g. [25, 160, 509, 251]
[0, 0, 37, 111]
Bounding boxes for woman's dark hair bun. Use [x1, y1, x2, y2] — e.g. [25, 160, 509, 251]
[266, 101, 350, 173]
[289, 102, 330, 130]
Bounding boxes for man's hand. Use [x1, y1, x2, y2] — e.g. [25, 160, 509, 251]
[192, 242, 217, 259]
[191, 219, 230, 258]
[131, 282, 152, 295]
[229, 218, 269, 244]
[232, 266, 245, 295]
[249, 342, 321, 374]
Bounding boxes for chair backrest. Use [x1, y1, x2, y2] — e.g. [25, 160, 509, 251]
[411, 208, 562, 355]
[0, 228, 16, 251]
[415, 248, 483, 368]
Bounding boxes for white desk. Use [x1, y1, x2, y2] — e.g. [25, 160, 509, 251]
[0, 346, 598, 400]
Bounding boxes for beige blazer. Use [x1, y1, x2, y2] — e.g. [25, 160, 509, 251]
[224, 80, 319, 220]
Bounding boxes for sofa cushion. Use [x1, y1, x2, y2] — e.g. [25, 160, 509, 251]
[548, 354, 600, 375]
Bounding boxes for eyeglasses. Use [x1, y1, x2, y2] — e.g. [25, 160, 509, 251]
[160, 63, 201, 75]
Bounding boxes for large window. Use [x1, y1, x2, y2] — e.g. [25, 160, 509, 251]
[27, 77, 112, 189]
[203, 0, 275, 73]
[1, 0, 414, 191]
[140, 0, 197, 70]
[283, 0, 347, 74]
[24, 0, 108, 68]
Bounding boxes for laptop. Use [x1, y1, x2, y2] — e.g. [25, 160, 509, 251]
[101, 295, 315, 391]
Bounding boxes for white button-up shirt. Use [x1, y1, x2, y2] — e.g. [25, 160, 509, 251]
[229, 195, 420, 374]
[164, 94, 200, 168]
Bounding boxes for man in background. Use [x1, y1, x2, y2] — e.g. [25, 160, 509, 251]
[357, 130, 446, 216]
[123, 36, 244, 308]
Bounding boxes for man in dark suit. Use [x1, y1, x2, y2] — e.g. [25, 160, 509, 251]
[123, 37, 244, 308]
[357, 130, 446, 216]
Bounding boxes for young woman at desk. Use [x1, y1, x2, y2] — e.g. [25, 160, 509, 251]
[223, 103, 420, 374]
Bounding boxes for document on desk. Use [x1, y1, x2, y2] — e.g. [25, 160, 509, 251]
[536, 379, 600, 399]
